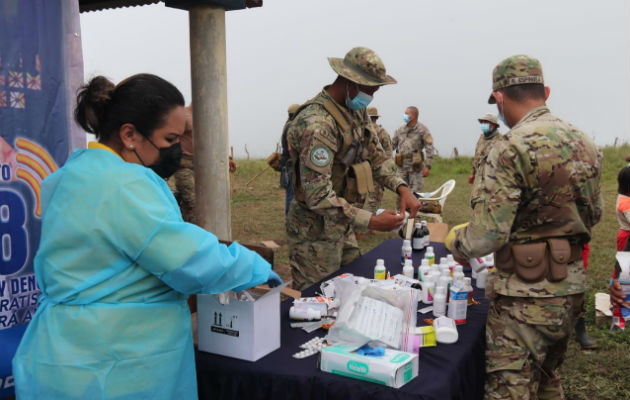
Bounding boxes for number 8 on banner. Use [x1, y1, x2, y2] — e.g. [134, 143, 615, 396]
[0, 190, 28, 275]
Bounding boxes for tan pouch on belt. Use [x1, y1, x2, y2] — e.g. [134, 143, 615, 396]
[495, 244, 515, 273]
[512, 242, 548, 283]
[395, 153, 402, 166]
[547, 238, 570, 282]
[350, 161, 375, 195]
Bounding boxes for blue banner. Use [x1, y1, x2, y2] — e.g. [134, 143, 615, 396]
[0, 1, 83, 397]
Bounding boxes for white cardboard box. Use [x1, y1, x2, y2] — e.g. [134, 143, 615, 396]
[320, 345, 418, 388]
[197, 284, 285, 361]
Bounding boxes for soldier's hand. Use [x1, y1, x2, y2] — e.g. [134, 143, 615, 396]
[467, 174, 474, 184]
[610, 279, 628, 307]
[422, 167, 430, 177]
[368, 209, 405, 232]
[397, 185, 420, 218]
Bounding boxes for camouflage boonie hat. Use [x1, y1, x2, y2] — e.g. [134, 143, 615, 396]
[288, 103, 300, 114]
[488, 55, 544, 104]
[328, 47, 397, 86]
[477, 113, 498, 125]
[367, 106, 380, 117]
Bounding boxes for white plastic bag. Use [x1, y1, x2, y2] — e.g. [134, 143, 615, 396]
[325, 279, 418, 350]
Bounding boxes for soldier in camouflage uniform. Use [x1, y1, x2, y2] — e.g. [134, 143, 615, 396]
[447, 55, 602, 399]
[468, 113, 503, 207]
[286, 47, 420, 290]
[280, 104, 301, 215]
[392, 106, 434, 192]
[167, 104, 236, 224]
[364, 106, 394, 214]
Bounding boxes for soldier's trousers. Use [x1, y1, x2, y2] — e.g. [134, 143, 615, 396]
[286, 201, 361, 291]
[485, 293, 584, 400]
[397, 159, 423, 192]
[364, 183, 384, 214]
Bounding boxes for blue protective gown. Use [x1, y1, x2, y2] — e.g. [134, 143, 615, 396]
[12, 143, 272, 399]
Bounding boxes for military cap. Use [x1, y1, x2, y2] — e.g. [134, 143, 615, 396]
[477, 113, 498, 125]
[288, 103, 300, 114]
[328, 47, 397, 87]
[488, 55, 544, 104]
[367, 106, 380, 117]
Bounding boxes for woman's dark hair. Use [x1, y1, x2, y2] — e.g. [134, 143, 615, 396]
[619, 165, 630, 195]
[74, 73, 185, 142]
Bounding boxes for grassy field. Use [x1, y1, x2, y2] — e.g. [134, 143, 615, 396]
[229, 144, 630, 400]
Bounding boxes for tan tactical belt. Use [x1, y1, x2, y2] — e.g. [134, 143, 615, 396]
[494, 238, 582, 283]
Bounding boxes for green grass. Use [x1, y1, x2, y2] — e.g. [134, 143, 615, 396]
[230, 144, 630, 399]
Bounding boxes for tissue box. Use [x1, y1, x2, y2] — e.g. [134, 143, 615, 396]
[320, 345, 418, 388]
[197, 284, 284, 361]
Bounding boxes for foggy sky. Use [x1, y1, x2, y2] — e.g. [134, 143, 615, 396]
[80, 0, 630, 158]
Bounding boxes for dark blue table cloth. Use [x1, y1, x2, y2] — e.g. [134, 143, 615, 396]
[196, 239, 488, 400]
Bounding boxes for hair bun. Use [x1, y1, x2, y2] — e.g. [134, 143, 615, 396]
[74, 76, 115, 137]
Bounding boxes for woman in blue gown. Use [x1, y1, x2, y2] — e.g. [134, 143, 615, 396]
[12, 74, 281, 399]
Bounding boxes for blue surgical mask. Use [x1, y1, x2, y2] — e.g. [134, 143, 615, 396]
[496, 93, 508, 127]
[403, 114, 410, 123]
[347, 91, 373, 110]
[480, 123, 491, 134]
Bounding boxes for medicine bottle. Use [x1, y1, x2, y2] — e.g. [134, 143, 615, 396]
[374, 258, 386, 280]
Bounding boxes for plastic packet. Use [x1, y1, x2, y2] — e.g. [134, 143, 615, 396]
[325, 278, 418, 350]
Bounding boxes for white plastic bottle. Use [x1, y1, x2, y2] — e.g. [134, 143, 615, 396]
[484, 254, 495, 272]
[464, 277, 474, 304]
[433, 285, 447, 317]
[374, 258, 386, 280]
[401, 239, 412, 265]
[418, 259, 430, 281]
[425, 246, 435, 265]
[476, 268, 488, 289]
[453, 265, 465, 286]
[422, 279, 435, 304]
[403, 259, 415, 279]
[289, 306, 322, 320]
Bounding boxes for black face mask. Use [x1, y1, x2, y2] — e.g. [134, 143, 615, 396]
[134, 139, 183, 179]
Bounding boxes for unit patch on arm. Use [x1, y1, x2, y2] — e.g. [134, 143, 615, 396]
[309, 145, 332, 168]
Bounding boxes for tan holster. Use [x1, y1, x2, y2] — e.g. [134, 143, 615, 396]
[494, 238, 580, 283]
[395, 153, 402, 166]
[343, 161, 374, 203]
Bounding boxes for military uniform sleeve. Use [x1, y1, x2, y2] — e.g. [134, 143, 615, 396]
[451, 141, 525, 259]
[391, 127, 401, 150]
[471, 135, 484, 175]
[368, 127, 407, 193]
[421, 124, 435, 167]
[293, 112, 372, 230]
[379, 126, 394, 154]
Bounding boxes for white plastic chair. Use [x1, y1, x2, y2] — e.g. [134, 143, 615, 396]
[413, 179, 456, 223]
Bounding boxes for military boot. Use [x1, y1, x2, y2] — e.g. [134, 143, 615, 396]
[575, 317, 598, 350]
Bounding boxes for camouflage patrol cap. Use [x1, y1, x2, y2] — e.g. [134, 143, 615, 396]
[367, 106, 380, 117]
[328, 47, 397, 87]
[477, 113, 498, 125]
[288, 103, 300, 114]
[488, 55, 544, 104]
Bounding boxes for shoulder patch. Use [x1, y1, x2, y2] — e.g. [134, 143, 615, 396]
[310, 145, 332, 167]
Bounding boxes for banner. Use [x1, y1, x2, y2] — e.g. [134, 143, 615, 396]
[0, 1, 83, 397]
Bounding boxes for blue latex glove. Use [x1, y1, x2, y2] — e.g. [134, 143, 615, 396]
[356, 344, 385, 357]
[266, 270, 283, 288]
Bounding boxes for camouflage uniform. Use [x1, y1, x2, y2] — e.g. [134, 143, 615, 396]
[365, 107, 394, 214]
[470, 129, 503, 208]
[167, 105, 196, 224]
[450, 55, 603, 400]
[286, 47, 404, 290]
[392, 121, 434, 192]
